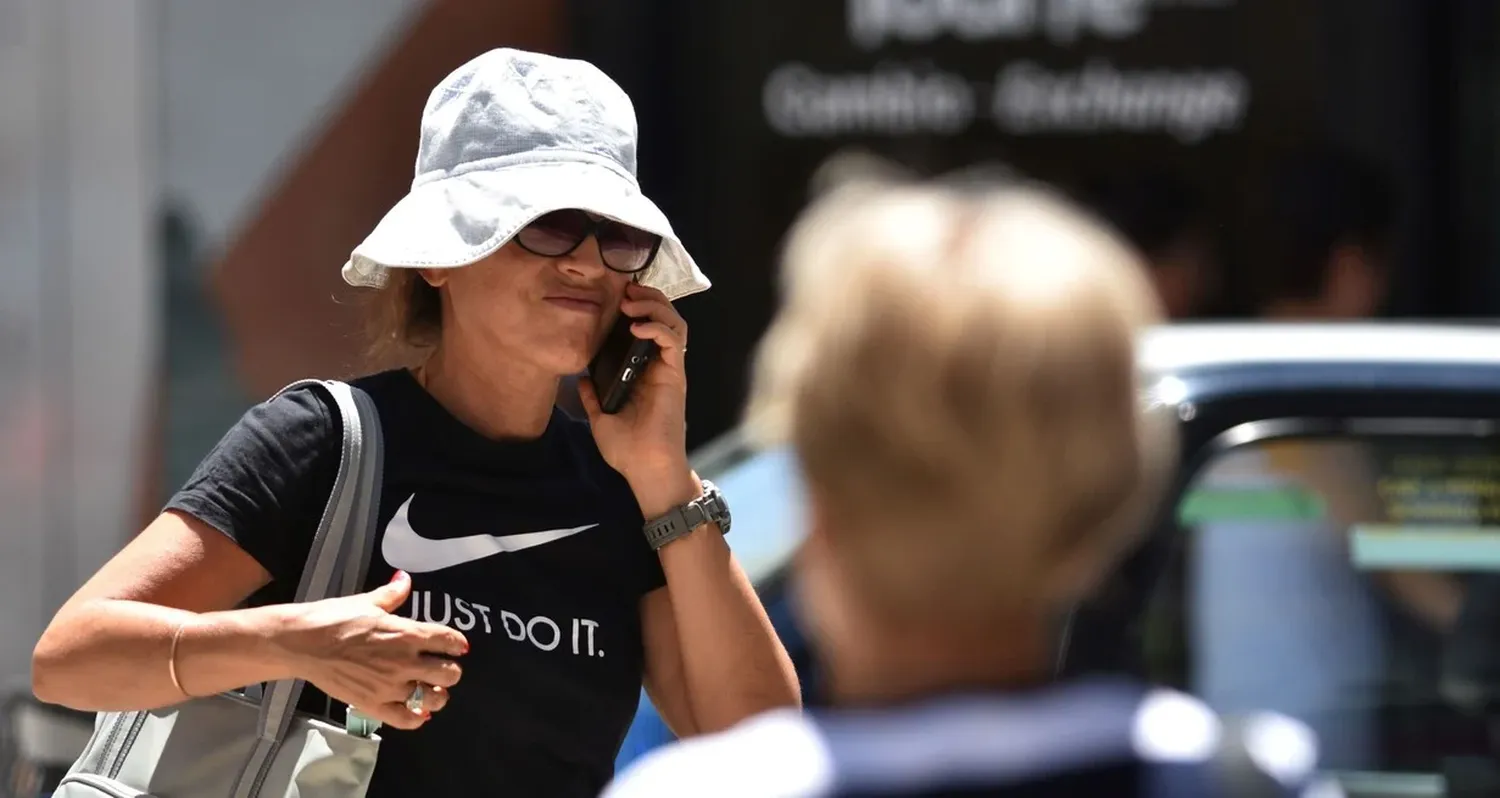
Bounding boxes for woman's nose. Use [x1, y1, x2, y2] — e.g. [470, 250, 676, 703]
[556, 236, 608, 277]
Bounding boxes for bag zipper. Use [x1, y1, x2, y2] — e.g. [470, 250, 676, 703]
[108, 712, 150, 779]
[93, 713, 127, 777]
[246, 736, 283, 798]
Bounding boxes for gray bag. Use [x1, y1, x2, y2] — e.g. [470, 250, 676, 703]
[55, 380, 386, 798]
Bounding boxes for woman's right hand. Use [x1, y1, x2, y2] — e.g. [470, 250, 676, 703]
[276, 570, 467, 730]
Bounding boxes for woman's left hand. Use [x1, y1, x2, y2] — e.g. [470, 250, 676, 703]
[579, 282, 691, 488]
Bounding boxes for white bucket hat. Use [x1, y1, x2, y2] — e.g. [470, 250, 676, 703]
[342, 48, 711, 301]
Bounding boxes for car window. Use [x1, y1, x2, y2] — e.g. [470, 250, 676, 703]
[1143, 431, 1500, 794]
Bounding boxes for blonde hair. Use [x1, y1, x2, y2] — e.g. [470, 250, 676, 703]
[745, 178, 1177, 624]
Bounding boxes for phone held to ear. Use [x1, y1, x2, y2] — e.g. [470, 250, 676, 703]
[588, 314, 659, 414]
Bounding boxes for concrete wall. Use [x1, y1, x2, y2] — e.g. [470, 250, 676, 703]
[0, 0, 159, 684]
[0, 0, 422, 684]
[160, 0, 419, 250]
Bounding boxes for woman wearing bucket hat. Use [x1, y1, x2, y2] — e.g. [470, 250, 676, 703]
[32, 48, 799, 798]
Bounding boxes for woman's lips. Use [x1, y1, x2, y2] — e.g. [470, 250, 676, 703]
[545, 297, 602, 314]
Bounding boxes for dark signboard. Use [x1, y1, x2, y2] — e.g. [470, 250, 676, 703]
[635, 0, 1411, 444]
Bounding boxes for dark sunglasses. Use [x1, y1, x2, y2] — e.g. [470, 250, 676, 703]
[514, 209, 663, 274]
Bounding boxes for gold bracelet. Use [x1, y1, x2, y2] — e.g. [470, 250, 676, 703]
[168, 620, 193, 699]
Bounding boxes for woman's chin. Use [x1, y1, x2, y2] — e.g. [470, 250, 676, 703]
[531, 343, 594, 378]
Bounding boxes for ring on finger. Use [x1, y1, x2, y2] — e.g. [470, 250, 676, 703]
[405, 683, 426, 714]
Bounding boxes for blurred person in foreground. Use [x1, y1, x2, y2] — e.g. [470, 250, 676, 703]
[1250, 148, 1397, 320]
[604, 178, 1336, 796]
[1079, 170, 1219, 319]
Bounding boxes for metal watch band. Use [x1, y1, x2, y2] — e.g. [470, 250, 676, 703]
[643, 479, 730, 551]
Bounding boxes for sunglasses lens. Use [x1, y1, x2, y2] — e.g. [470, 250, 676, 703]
[516, 210, 661, 273]
[598, 223, 661, 273]
[517, 210, 590, 256]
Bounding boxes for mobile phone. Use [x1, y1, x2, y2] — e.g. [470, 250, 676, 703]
[588, 315, 659, 414]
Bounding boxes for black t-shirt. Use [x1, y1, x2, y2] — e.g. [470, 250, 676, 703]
[167, 369, 666, 798]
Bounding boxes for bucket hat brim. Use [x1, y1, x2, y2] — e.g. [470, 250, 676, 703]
[342, 156, 711, 302]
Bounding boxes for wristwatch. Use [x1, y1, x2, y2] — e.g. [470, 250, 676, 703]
[643, 479, 731, 550]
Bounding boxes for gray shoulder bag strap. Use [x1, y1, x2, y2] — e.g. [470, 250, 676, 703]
[233, 379, 386, 797]
[59, 379, 386, 798]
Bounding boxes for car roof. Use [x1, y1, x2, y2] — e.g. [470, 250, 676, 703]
[1141, 323, 1500, 374]
[698, 323, 1500, 470]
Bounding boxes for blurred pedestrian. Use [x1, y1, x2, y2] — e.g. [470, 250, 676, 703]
[604, 176, 1333, 797]
[1079, 170, 1219, 320]
[1249, 147, 1397, 319]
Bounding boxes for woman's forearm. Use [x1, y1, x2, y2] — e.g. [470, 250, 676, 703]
[32, 599, 298, 712]
[657, 531, 800, 729]
[634, 474, 800, 732]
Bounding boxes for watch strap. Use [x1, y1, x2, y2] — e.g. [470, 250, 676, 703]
[644, 480, 729, 551]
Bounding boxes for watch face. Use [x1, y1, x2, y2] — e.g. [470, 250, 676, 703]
[711, 492, 731, 535]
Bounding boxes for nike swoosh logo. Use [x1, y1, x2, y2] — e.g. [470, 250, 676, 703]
[380, 495, 599, 574]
